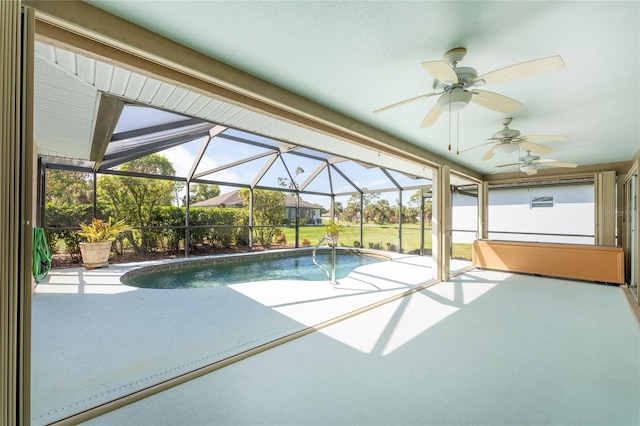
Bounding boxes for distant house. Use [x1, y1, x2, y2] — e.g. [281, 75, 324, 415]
[320, 210, 343, 223]
[191, 190, 244, 209]
[191, 189, 323, 224]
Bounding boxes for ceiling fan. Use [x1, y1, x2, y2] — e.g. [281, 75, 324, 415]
[461, 117, 568, 160]
[495, 150, 578, 175]
[373, 47, 564, 127]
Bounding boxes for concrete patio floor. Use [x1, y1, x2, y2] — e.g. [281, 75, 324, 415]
[31, 253, 639, 425]
[86, 271, 640, 426]
[33, 251, 455, 425]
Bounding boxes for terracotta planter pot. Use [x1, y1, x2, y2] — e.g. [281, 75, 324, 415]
[79, 241, 113, 269]
[327, 233, 339, 247]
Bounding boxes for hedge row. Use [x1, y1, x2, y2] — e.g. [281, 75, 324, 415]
[45, 204, 247, 254]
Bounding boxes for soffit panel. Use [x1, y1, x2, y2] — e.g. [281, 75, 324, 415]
[34, 52, 98, 159]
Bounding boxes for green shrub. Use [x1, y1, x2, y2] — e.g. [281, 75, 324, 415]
[151, 206, 185, 251]
[234, 209, 250, 246]
[45, 203, 94, 255]
[189, 207, 238, 248]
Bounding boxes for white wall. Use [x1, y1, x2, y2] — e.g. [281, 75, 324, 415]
[452, 192, 478, 243]
[487, 184, 594, 244]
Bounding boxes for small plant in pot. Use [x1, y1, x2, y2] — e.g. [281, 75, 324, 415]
[325, 220, 344, 247]
[77, 217, 131, 269]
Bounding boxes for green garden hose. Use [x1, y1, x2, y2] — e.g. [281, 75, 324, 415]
[32, 227, 52, 283]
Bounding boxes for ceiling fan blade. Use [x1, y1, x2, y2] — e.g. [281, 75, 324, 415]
[481, 147, 496, 161]
[373, 92, 438, 114]
[523, 135, 569, 142]
[421, 60, 458, 84]
[471, 90, 522, 113]
[519, 141, 551, 155]
[458, 141, 495, 154]
[495, 162, 521, 168]
[420, 103, 442, 128]
[543, 161, 578, 168]
[475, 55, 565, 86]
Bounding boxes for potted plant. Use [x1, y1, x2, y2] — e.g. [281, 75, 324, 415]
[77, 217, 131, 269]
[325, 220, 344, 247]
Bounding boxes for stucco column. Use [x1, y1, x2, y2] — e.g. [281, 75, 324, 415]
[433, 165, 451, 281]
[478, 181, 489, 240]
[595, 170, 617, 245]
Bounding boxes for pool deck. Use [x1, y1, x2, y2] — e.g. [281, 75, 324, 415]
[33, 251, 456, 425]
[31, 252, 640, 425]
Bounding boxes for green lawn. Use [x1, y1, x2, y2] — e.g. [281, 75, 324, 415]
[280, 223, 472, 260]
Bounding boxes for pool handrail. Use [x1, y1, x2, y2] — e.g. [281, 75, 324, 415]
[312, 236, 337, 287]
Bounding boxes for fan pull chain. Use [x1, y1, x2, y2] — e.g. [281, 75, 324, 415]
[456, 111, 460, 155]
[447, 91, 452, 151]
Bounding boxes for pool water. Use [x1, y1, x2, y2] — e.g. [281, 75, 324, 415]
[124, 250, 382, 289]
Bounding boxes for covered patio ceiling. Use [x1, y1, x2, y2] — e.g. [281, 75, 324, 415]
[28, 1, 639, 183]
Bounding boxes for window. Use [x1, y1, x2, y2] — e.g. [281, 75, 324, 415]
[530, 196, 554, 208]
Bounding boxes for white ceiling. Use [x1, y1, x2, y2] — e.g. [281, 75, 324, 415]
[52, 1, 640, 176]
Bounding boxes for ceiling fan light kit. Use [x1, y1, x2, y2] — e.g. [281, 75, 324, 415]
[492, 143, 519, 154]
[437, 89, 472, 112]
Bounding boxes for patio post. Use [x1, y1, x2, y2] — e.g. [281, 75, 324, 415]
[295, 192, 300, 248]
[398, 189, 403, 253]
[92, 171, 97, 218]
[185, 180, 190, 257]
[420, 188, 425, 256]
[38, 157, 45, 226]
[0, 3, 35, 423]
[248, 187, 253, 251]
[359, 192, 364, 247]
[433, 165, 451, 281]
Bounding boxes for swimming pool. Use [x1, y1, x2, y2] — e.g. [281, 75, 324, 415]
[122, 249, 388, 289]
